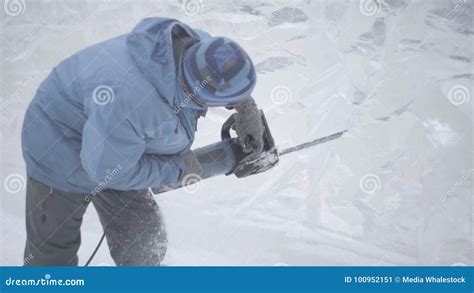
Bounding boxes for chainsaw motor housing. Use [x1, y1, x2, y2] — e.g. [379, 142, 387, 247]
[154, 110, 278, 194]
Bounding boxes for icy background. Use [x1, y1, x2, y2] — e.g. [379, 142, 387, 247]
[1, 0, 472, 266]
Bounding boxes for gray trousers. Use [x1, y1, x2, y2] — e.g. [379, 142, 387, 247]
[24, 176, 167, 266]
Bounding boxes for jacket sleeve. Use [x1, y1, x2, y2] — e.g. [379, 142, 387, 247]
[80, 85, 183, 190]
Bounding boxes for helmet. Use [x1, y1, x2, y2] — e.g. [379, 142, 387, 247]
[182, 36, 256, 107]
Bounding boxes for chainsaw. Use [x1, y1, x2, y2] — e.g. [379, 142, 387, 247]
[154, 111, 346, 193]
[86, 110, 346, 266]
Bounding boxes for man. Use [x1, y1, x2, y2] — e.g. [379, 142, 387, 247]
[21, 17, 264, 266]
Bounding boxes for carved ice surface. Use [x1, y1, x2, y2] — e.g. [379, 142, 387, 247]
[1, 0, 472, 265]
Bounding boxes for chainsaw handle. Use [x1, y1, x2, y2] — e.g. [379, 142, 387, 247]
[221, 113, 237, 141]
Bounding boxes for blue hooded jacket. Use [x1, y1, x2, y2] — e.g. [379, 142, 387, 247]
[22, 18, 211, 193]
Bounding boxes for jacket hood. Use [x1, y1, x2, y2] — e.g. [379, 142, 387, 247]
[126, 17, 201, 106]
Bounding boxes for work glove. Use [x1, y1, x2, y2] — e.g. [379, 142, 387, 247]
[234, 97, 265, 156]
[179, 150, 203, 180]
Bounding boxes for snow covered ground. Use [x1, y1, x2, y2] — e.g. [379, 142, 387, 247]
[1, 0, 472, 266]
